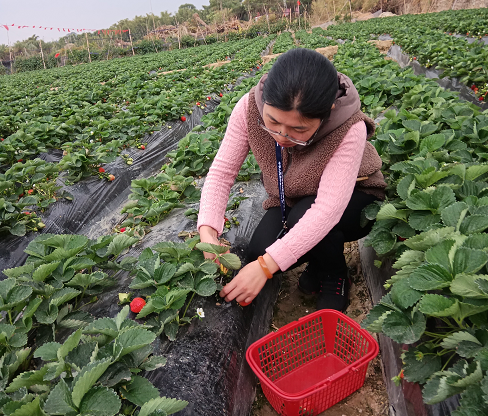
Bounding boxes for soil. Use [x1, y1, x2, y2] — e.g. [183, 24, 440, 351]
[250, 241, 390, 416]
[367, 40, 394, 54]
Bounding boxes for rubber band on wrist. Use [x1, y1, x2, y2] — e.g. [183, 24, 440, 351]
[258, 256, 273, 279]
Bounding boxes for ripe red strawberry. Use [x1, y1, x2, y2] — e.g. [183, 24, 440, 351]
[99, 167, 105, 173]
[27, 189, 34, 195]
[196, 102, 200, 106]
[140, 145, 145, 150]
[23, 211, 31, 215]
[108, 174, 115, 181]
[181, 116, 186, 122]
[480, 96, 485, 101]
[17, 159, 23, 162]
[471, 84, 477, 91]
[120, 227, 126, 232]
[130, 297, 146, 313]
[219, 93, 223, 97]
[207, 96, 211, 100]
[413, 57, 416, 60]
[0, 138, 4, 141]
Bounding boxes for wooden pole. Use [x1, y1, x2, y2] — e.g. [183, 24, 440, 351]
[85, 32, 92, 63]
[106, 32, 113, 60]
[177, 24, 181, 49]
[6, 29, 12, 63]
[128, 28, 135, 56]
[264, 6, 271, 33]
[298, 4, 301, 30]
[348, 0, 353, 20]
[39, 40, 46, 69]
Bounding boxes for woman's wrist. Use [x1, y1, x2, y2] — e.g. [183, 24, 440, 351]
[262, 253, 280, 275]
[199, 225, 218, 240]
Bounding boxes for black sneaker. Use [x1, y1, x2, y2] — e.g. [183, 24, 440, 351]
[297, 265, 321, 295]
[316, 270, 350, 312]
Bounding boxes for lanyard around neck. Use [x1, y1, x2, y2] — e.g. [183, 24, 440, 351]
[275, 142, 288, 237]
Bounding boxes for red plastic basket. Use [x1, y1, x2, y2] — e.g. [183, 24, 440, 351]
[246, 309, 378, 415]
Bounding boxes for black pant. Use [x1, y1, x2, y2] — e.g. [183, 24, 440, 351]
[246, 190, 378, 273]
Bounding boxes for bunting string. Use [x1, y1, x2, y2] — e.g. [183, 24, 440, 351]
[1, 24, 129, 35]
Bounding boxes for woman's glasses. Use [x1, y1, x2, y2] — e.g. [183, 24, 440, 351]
[258, 118, 323, 147]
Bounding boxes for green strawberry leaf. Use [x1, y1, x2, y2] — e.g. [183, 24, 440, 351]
[409, 264, 453, 291]
[195, 278, 218, 296]
[120, 376, 160, 407]
[43, 379, 77, 416]
[71, 359, 112, 408]
[452, 248, 488, 276]
[195, 242, 230, 255]
[441, 202, 469, 231]
[403, 348, 442, 384]
[138, 397, 188, 416]
[418, 294, 460, 317]
[390, 278, 423, 309]
[114, 328, 156, 358]
[33, 342, 61, 362]
[78, 386, 121, 416]
[382, 310, 426, 344]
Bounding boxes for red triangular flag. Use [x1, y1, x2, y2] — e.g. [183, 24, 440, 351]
[2, 25, 8, 30]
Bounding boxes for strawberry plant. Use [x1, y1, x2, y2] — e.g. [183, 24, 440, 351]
[0, 307, 188, 415]
[330, 40, 488, 413]
[272, 32, 297, 54]
[128, 241, 241, 341]
[237, 153, 261, 181]
[120, 168, 201, 235]
[295, 29, 337, 49]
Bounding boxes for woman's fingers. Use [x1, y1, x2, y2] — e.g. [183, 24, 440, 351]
[219, 261, 267, 304]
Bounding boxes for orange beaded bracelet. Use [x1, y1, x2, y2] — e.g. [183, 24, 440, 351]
[257, 256, 273, 279]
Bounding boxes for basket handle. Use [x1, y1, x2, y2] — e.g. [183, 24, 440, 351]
[313, 367, 351, 390]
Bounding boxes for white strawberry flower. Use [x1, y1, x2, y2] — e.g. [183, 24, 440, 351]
[196, 308, 205, 318]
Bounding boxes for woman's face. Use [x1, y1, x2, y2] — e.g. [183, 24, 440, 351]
[262, 103, 323, 147]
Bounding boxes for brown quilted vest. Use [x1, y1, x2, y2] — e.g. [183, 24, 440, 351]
[247, 87, 386, 209]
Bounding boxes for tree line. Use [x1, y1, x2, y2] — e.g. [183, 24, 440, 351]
[0, 0, 313, 63]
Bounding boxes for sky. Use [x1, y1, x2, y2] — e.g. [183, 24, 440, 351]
[1, 0, 211, 46]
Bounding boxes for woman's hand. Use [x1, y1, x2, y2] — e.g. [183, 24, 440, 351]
[220, 254, 280, 305]
[219, 260, 268, 305]
[199, 225, 225, 261]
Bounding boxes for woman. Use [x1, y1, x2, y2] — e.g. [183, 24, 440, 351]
[197, 48, 386, 312]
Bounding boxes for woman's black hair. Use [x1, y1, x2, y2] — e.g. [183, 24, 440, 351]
[262, 48, 338, 120]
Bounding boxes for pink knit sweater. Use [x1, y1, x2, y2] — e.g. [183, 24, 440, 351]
[197, 93, 367, 271]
